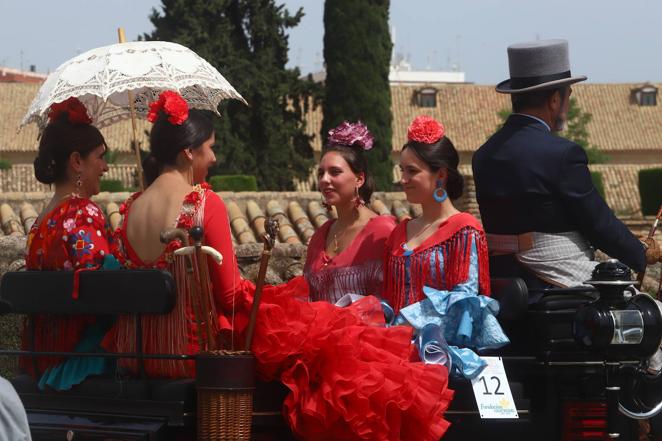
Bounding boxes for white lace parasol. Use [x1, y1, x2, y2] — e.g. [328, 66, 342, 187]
[21, 41, 246, 130]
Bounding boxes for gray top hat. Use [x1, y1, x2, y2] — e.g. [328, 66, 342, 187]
[496, 39, 587, 94]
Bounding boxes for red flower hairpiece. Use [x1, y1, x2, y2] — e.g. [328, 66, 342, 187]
[147, 90, 189, 125]
[407, 115, 445, 144]
[48, 97, 92, 125]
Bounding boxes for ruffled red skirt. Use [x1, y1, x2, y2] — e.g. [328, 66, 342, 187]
[226, 277, 454, 441]
[103, 275, 453, 440]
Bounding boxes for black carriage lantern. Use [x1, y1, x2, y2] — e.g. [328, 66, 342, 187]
[573, 260, 662, 359]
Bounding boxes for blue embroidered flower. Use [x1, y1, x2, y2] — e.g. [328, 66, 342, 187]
[47, 218, 57, 229]
[69, 230, 95, 258]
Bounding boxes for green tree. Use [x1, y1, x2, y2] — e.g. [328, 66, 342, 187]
[495, 98, 608, 164]
[146, 0, 320, 190]
[322, 0, 394, 190]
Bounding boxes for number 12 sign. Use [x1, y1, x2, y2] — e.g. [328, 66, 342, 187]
[470, 356, 518, 419]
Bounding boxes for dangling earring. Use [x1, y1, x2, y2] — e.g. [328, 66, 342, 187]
[433, 179, 448, 203]
[354, 187, 365, 208]
[74, 173, 82, 197]
[321, 195, 332, 211]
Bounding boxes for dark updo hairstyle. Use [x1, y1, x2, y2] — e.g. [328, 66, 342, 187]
[33, 114, 106, 185]
[402, 136, 464, 200]
[321, 144, 375, 203]
[143, 109, 215, 186]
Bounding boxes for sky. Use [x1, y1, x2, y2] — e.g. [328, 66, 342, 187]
[1, 0, 661, 85]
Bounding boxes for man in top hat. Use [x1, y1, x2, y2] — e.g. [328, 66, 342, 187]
[472, 39, 660, 292]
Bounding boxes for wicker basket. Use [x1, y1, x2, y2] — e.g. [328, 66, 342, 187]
[197, 351, 255, 441]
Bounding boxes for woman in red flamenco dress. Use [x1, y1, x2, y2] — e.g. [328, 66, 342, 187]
[104, 91, 453, 441]
[21, 98, 114, 391]
[304, 121, 396, 303]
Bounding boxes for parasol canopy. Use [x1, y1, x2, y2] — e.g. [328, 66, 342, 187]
[21, 41, 246, 130]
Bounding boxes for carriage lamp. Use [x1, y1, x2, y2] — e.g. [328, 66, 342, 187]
[573, 260, 662, 359]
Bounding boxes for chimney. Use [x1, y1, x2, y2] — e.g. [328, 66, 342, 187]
[29, 65, 36, 73]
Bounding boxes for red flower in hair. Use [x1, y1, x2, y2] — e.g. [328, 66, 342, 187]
[147, 90, 189, 125]
[48, 97, 92, 125]
[407, 116, 445, 144]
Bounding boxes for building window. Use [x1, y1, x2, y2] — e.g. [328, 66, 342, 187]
[632, 85, 658, 107]
[415, 87, 437, 108]
[641, 90, 657, 106]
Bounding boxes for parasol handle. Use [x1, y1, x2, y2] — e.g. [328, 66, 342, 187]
[244, 218, 279, 351]
[117, 27, 145, 191]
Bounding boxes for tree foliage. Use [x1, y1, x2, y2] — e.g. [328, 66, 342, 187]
[322, 0, 394, 190]
[146, 0, 321, 190]
[495, 97, 608, 164]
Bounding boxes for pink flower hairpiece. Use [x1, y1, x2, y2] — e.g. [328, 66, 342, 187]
[407, 115, 445, 144]
[48, 97, 92, 125]
[327, 121, 374, 151]
[147, 90, 189, 125]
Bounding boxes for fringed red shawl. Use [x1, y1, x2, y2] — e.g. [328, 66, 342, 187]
[384, 212, 491, 313]
[105, 184, 235, 378]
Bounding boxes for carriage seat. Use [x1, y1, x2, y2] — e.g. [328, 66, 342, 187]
[0, 269, 176, 315]
[0, 269, 196, 427]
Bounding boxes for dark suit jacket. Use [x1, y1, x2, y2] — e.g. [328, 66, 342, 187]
[472, 113, 645, 272]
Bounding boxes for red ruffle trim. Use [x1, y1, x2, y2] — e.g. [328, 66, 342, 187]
[221, 276, 453, 441]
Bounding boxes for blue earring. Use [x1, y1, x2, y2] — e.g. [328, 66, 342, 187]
[433, 180, 447, 203]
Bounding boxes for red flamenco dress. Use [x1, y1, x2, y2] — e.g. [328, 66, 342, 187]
[21, 196, 113, 389]
[106, 184, 453, 441]
[304, 215, 396, 303]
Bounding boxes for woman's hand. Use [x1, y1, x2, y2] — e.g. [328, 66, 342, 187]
[641, 237, 662, 264]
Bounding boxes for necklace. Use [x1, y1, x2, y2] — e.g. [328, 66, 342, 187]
[332, 229, 347, 254]
[327, 219, 354, 256]
[405, 218, 440, 248]
[327, 208, 364, 257]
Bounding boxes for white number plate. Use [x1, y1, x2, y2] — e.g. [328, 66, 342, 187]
[470, 356, 519, 419]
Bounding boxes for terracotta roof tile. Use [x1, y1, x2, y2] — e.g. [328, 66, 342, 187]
[574, 84, 662, 151]
[0, 164, 139, 192]
[303, 83, 662, 153]
[4, 82, 661, 156]
[589, 163, 662, 216]
[0, 83, 150, 154]
[0, 189, 656, 246]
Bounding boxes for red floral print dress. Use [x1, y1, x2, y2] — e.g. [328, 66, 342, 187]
[21, 196, 111, 377]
